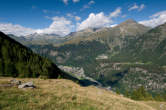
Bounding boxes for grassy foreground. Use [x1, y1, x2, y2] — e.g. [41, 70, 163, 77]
[0, 77, 165, 110]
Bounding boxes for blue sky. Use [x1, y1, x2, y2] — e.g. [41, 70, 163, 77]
[0, 0, 166, 36]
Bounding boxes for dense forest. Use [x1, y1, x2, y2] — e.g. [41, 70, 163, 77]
[0, 32, 64, 78]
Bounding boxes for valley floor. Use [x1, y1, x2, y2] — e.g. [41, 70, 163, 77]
[0, 77, 165, 110]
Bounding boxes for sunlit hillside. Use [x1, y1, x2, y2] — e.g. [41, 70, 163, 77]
[0, 77, 165, 110]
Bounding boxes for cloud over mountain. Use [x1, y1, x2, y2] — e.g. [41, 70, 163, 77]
[0, 17, 74, 36]
[0, 6, 165, 37]
[36, 17, 74, 36]
[77, 12, 112, 31]
[77, 7, 122, 31]
[0, 23, 35, 36]
[139, 10, 166, 27]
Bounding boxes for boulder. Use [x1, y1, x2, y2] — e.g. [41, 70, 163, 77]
[18, 82, 36, 89]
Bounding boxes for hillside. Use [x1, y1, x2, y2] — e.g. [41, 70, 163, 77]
[0, 32, 67, 78]
[1, 77, 165, 110]
[112, 22, 166, 65]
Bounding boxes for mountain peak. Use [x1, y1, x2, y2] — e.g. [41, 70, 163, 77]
[111, 19, 150, 37]
[119, 19, 138, 26]
[124, 19, 137, 23]
[66, 27, 102, 38]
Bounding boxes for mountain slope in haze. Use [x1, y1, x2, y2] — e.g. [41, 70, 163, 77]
[8, 33, 67, 46]
[8, 34, 27, 44]
[26, 33, 67, 45]
[65, 27, 109, 41]
[0, 31, 68, 78]
[67, 28, 99, 37]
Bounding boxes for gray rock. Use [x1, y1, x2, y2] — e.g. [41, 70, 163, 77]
[10, 79, 21, 85]
[106, 86, 112, 91]
[18, 82, 36, 89]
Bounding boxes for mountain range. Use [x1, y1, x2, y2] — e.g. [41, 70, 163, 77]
[23, 19, 166, 95]
[8, 33, 67, 45]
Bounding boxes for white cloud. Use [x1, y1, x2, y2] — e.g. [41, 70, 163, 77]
[139, 11, 166, 27]
[36, 17, 74, 36]
[109, 7, 122, 18]
[66, 13, 81, 21]
[110, 24, 117, 27]
[45, 16, 51, 19]
[121, 14, 127, 18]
[66, 13, 74, 18]
[62, 0, 80, 4]
[139, 4, 145, 11]
[0, 7, 125, 36]
[75, 16, 81, 21]
[128, 4, 138, 11]
[88, 0, 95, 5]
[43, 9, 60, 14]
[82, 5, 90, 9]
[150, 11, 166, 18]
[0, 23, 35, 36]
[0, 17, 74, 36]
[81, 0, 95, 10]
[77, 12, 112, 31]
[62, 0, 68, 5]
[78, 7, 124, 30]
[128, 3, 145, 11]
[72, 0, 80, 3]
